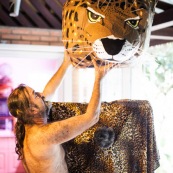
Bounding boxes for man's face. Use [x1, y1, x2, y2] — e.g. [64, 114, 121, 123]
[24, 86, 50, 118]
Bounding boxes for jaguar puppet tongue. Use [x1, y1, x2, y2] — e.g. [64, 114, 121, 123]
[62, 0, 158, 68]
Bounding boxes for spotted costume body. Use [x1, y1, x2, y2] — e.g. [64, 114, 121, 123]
[49, 100, 160, 172]
[62, 0, 157, 68]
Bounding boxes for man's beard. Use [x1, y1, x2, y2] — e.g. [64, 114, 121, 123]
[43, 100, 52, 119]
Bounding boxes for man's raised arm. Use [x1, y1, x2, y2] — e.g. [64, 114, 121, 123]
[39, 59, 115, 144]
[43, 52, 71, 100]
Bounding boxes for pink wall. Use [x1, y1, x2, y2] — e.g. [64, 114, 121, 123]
[0, 57, 62, 93]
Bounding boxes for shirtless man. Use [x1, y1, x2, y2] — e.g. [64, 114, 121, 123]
[7, 54, 114, 173]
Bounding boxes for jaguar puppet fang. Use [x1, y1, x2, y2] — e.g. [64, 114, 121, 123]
[62, 0, 158, 68]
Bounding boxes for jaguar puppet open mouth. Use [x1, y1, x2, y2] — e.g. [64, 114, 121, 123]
[93, 35, 140, 63]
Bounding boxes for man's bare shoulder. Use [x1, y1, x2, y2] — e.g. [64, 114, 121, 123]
[24, 122, 63, 145]
[23, 125, 68, 173]
[25, 126, 48, 151]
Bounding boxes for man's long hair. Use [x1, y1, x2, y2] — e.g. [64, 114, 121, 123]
[7, 84, 34, 160]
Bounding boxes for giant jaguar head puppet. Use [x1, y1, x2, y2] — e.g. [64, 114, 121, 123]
[62, 0, 158, 68]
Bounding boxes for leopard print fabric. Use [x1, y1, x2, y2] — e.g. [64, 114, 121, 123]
[62, 0, 158, 68]
[49, 100, 160, 173]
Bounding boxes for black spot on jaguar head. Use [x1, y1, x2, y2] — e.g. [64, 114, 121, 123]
[120, 2, 125, 10]
[80, 3, 88, 8]
[74, 12, 78, 21]
[69, 10, 74, 19]
[65, 42, 69, 49]
[74, 1, 80, 6]
[65, 11, 69, 20]
[66, 28, 69, 38]
[91, 0, 98, 4]
[96, 60, 102, 65]
[86, 55, 92, 61]
[131, 7, 137, 15]
[128, 0, 133, 3]
[72, 44, 80, 52]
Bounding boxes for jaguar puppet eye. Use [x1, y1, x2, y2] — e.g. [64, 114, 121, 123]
[88, 11, 101, 23]
[87, 7, 105, 23]
[125, 17, 140, 29]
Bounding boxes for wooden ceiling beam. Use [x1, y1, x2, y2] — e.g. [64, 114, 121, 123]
[21, 0, 50, 28]
[152, 8, 173, 31]
[151, 35, 173, 41]
[150, 27, 173, 46]
[14, 13, 33, 27]
[152, 21, 173, 32]
[150, 39, 173, 46]
[45, 0, 62, 20]
[151, 28, 173, 37]
[0, 1, 18, 25]
[156, 1, 173, 11]
[58, 0, 66, 6]
[0, 8, 17, 26]
[30, 0, 61, 29]
[152, 8, 173, 26]
[0, 0, 35, 27]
